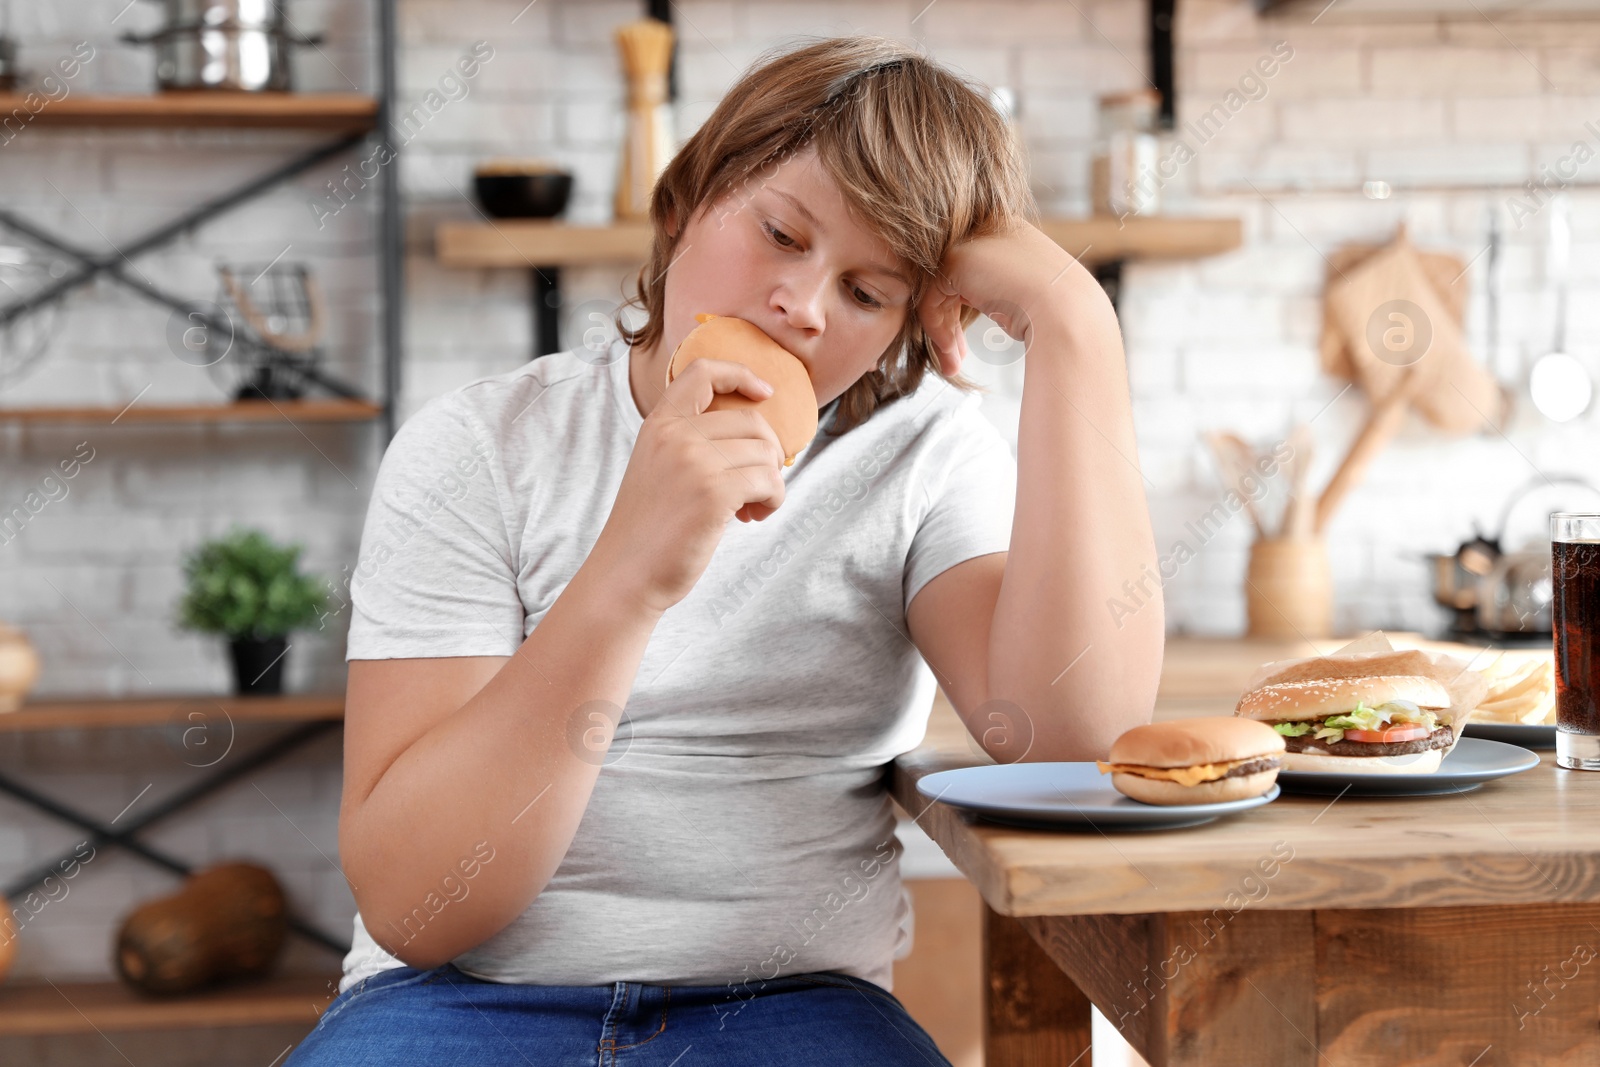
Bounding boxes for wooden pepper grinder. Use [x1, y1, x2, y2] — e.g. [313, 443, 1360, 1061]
[115, 863, 288, 995]
[613, 18, 675, 221]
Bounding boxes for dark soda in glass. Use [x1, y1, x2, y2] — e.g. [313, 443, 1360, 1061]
[1553, 516, 1600, 771]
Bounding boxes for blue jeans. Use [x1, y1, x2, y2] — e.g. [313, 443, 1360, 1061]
[284, 962, 955, 1066]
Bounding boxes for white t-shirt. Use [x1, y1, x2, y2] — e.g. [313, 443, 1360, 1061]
[338, 334, 1016, 994]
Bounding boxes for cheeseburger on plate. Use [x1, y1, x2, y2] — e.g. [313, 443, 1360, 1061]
[1234, 641, 1488, 775]
[1096, 717, 1285, 805]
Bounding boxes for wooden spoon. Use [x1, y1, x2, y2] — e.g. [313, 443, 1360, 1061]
[1280, 423, 1315, 539]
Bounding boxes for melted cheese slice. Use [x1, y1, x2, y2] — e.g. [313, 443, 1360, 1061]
[1093, 756, 1265, 787]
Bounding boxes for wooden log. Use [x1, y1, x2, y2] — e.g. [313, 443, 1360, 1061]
[983, 902, 1094, 1066]
[115, 863, 287, 996]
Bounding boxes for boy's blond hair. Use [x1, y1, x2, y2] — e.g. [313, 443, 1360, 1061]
[618, 35, 1039, 435]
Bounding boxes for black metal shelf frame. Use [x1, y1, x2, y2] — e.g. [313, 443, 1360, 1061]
[0, 0, 404, 960]
[0, 3, 403, 442]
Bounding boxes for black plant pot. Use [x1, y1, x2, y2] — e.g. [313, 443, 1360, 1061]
[228, 635, 288, 695]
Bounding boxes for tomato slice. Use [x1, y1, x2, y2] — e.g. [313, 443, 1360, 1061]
[1342, 723, 1429, 744]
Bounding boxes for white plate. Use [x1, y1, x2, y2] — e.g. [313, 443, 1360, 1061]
[1276, 737, 1541, 797]
[1462, 721, 1557, 749]
[915, 762, 1280, 832]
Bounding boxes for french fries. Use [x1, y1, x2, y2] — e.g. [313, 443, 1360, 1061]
[1473, 653, 1556, 726]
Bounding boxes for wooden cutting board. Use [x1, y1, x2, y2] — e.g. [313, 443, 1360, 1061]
[1320, 232, 1504, 435]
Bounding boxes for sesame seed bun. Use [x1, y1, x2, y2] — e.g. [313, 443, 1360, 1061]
[1235, 675, 1450, 723]
[1108, 716, 1286, 767]
[1249, 648, 1444, 690]
[665, 314, 818, 466]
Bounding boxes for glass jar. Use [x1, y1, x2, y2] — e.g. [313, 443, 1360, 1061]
[1092, 89, 1161, 217]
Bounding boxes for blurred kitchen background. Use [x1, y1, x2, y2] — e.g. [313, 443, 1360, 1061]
[0, 0, 1597, 1064]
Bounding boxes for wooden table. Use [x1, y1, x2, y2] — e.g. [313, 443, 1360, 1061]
[892, 636, 1597, 1067]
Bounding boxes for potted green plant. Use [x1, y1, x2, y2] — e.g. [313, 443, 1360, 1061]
[176, 528, 329, 695]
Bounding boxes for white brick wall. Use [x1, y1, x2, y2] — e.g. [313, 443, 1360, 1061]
[1, 0, 1596, 984]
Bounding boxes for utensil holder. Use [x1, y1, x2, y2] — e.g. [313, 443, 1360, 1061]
[1246, 537, 1333, 639]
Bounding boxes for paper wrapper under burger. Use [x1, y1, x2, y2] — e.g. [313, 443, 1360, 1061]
[1240, 632, 1489, 761]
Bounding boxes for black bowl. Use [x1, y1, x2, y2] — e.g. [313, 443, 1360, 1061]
[473, 171, 573, 219]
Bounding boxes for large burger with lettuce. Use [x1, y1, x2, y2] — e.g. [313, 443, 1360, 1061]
[1234, 647, 1481, 774]
[1237, 673, 1452, 773]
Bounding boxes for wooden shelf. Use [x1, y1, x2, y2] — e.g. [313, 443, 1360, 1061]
[0, 93, 379, 132]
[1037, 215, 1243, 264]
[0, 972, 339, 1036]
[0, 693, 344, 733]
[437, 220, 655, 268]
[0, 399, 383, 425]
[435, 216, 1243, 269]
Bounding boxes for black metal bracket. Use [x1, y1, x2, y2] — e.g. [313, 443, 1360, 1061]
[646, 0, 678, 107]
[1094, 260, 1126, 317]
[1150, 0, 1176, 131]
[0, 719, 351, 956]
[532, 266, 562, 359]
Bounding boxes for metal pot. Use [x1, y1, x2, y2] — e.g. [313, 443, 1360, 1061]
[1424, 473, 1599, 636]
[1422, 532, 1499, 635]
[1472, 473, 1600, 636]
[1476, 550, 1554, 637]
[145, 0, 287, 30]
[121, 1, 320, 92]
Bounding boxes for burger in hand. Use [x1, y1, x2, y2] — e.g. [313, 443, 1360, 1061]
[1236, 672, 1454, 774]
[666, 313, 818, 466]
[1096, 717, 1286, 806]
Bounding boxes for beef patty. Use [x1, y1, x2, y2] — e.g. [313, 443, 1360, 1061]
[1222, 756, 1281, 778]
[1283, 725, 1453, 758]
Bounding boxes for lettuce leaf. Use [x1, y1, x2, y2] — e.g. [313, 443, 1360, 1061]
[1281, 700, 1442, 746]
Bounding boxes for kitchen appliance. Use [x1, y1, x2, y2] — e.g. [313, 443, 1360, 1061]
[1424, 474, 1600, 639]
[120, 1, 322, 93]
[1424, 531, 1499, 631]
[1476, 549, 1554, 637]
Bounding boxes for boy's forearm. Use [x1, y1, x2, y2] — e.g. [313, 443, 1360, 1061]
[342, 564, 663, 968]
[988, 267, 1163, 763]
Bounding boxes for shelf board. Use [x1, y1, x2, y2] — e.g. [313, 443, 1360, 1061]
[0, 972, 339, 1036]
[0, 693, 344, 733]
[437, 220, 655, 268]
[0, 399, 383, 425]
[435, 216, 1243, 269]
[1036, 215, 1243, 264]
[0, 92, 379, 131]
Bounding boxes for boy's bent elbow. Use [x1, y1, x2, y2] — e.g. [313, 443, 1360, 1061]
[350, 880, 508, 970]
